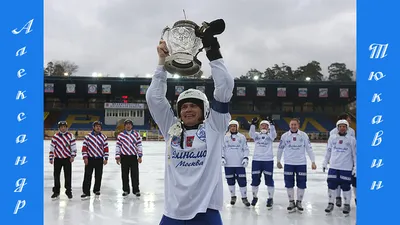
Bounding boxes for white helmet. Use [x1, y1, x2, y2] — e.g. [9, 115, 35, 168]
[259, 120, 270, 127]
[177, 89, 210, 119]
[336, 119, 349, 128]
[229, 120, 239, 129]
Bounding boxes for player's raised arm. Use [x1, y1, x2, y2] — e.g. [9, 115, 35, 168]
[145, 40, 179, 138]
[203, 35, 234, 133]
[248, 117, 259, 139]
[268, 121, 277, 141]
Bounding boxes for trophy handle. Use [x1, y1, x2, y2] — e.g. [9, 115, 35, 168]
[160, 26, 170, 41]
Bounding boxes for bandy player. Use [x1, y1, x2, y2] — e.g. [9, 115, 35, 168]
[146, 29, 234, 224]
[323, 119, 356, 216]
[329, 113, 356, 207]
[222, 120, 250, 207]
[248, 117, 277, 209]
[277, 118, 316, 213]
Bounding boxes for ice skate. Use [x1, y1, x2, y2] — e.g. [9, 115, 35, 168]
[287, 200, 296, 213]
[122, 192, 129, 198]
[266, 198, 273, 210]
[135, 192, 141, 197]
[296, 200, 304, 213]
[81, 194, 90, 200]
[230, 196, 237, 205]
[251, 197, 258, 206]
[242, 197, 250, 207]
[343, 204, 350, 217]
[51, 193, 59, 201]
[66, 192, 73, 199]
[336, 197, 342, 207]
[325, 203, 334, 214]
[94, 191, 101, 199]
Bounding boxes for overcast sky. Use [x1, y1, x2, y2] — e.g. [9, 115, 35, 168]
[45, 0, 355, 79]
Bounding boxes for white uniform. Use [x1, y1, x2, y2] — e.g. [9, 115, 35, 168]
[323, 132, 357, 210]
[277, 130, 315, 165]
[330, 127, 355, 137]
[222, 132, 249, 167]
[146, 59, 234, 220]
[249, 124, 277, 161]
[323, 133, 356, 172]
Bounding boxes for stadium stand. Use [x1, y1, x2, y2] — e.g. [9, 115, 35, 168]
[47, 109, 151, 131]
[44, 76, 355, 141]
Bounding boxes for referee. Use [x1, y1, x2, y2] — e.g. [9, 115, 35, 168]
[115, 119, 143, 197]
[49, 121, 77, 200]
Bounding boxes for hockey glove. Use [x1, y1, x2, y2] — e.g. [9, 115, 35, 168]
[352, 167, 356, 177]
[222, 157, 226, 166]
[268, 118, 275, 126]
[242, 157, 249, 167]
[251, 117, 258, 125]
[203, 36, 222, 61]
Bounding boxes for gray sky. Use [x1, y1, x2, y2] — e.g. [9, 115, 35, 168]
[45, 0, 355, 79]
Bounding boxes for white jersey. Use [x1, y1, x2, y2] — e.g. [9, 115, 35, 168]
[248, 124, 277, 161]
[277, 130, 315, 165]
[330, 127, 355, 138]
[146, 59, 234, 220]
[222, 132, 249, 167]
[323, 133, 356, 171]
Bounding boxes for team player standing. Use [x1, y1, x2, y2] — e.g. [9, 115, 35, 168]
[277, 118, 317, 213]
[248, 117, 277, 209]
[329, 113, 356, 207]
[323, 119, 356, 216]
[222, 120, 251, 207]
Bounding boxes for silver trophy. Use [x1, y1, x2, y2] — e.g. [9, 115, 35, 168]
[161, 20, 203, 77]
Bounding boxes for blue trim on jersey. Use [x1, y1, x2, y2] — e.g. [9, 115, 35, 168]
[211, 99, 229, 114]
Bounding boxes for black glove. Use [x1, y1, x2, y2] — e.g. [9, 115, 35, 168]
[268, 118, 275, 126]
[203, 36, 222, 61]
[195, 22, 223, 61]
[251, 117, 258, 125]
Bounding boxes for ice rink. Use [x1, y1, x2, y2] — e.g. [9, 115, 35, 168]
[44, 140, 356, 225]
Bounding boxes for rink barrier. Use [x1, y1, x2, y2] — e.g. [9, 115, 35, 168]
[44, 129, 330, 142]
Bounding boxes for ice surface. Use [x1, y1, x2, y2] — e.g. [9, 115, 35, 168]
[44, 140, 356, 225]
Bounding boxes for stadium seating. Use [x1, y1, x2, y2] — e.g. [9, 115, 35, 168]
[48, 110, 151, 131]
[47, 109, 347, 135]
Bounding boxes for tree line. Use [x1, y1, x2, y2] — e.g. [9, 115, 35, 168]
[238, 61, 354, 81]
[44, 61, 79, 76]
[44, 60, 354, 82]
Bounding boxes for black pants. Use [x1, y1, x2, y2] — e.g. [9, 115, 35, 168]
[53, 158, 72, 194]
[120, 155, 140, 194]
[82, 158, 104, 195]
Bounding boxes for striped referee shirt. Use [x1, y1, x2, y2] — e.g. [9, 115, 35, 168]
[49, 132, 77, 160]
[115, 130, 143, 158]
[82, 131, 109, 160]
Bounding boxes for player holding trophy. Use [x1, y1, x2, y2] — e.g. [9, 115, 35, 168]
[146, 19, 234, 225]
